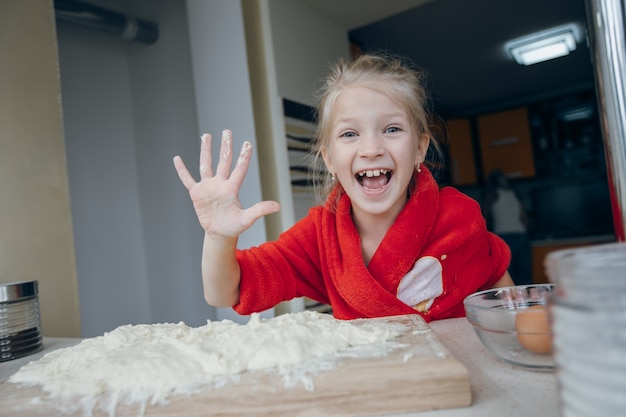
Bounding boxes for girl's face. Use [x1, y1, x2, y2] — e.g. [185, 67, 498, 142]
[322, 86, 429, 221]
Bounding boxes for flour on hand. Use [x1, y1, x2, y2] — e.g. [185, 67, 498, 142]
[9, 311, 405, 416]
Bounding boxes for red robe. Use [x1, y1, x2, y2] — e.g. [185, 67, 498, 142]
[234, 168, 511, 322]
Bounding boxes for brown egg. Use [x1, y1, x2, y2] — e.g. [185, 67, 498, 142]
[514, 305, 552, 354]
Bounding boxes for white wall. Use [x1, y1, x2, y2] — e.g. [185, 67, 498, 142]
[268, 0, 351, 107]
[58, 20, 153, 335]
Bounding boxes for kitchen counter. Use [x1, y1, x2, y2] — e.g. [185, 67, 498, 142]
[0, 318, 559, 416]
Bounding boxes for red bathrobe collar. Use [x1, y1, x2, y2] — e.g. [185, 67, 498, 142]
[321, 168, 439, 319]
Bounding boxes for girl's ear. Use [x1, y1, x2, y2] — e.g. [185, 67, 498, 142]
[415, 133, 430, 165]
[321, 147, 334, 174]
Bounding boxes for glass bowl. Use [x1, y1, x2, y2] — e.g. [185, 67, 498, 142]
[463, 284, 555, 371]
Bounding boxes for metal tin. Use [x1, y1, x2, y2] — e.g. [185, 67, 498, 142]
[0, 280, 43, 362]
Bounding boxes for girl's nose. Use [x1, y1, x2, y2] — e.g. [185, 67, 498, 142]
[358, 132, 384, 158]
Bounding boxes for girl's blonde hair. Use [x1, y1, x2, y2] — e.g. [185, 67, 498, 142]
[310, 53, 441, 206]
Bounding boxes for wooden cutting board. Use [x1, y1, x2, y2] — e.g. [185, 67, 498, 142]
[0, 314, 471, 417]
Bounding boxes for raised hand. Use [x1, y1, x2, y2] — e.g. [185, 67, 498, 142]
[173, 129, 280, 239]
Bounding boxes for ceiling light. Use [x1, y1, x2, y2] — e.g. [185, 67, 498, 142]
[505, 24, 583, 66]
[558, 105, 594, 122]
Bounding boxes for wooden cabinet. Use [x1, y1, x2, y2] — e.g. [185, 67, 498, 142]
[445, 118, 477, 185]
[531, 239, 615, 283]
[477, 107, 535, 179]
[531, 243, 575, 284]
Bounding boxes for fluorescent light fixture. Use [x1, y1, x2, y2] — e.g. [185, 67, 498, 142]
[506, 23, 583, 66]
[558, 105, 594, 122]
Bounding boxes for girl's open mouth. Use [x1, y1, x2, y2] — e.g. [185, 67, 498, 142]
[356, 169, 392, 190]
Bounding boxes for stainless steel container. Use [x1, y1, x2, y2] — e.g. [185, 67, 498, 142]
[0, 280, 43, 362]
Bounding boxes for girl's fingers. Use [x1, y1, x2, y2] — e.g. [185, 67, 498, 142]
[215, 129, 233, 179]
[175, 130, 251, 190]
[228, 141, 253, 187]
[199, 133, 213, 180]
[173, 156, 197, 191]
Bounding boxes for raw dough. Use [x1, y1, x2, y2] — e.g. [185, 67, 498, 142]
[9, 311, 405, 416]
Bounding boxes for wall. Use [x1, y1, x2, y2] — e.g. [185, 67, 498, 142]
[268, 0, 351, 108]
[0, 1, 80, 337]
[57, 5, 150, 336]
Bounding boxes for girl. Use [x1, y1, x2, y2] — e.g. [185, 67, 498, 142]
[173, 54, 513, 322]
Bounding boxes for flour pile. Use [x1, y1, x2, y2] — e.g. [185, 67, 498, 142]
[9, 311, 405, 416]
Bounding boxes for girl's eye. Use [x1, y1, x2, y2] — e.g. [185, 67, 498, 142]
[385, 126, 401, 133]
[339, 131, 357, 138]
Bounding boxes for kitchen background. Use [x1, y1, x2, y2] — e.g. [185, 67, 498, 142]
[0, 0, 616, 337]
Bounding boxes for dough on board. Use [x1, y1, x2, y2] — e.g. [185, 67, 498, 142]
[9, 311, 405, 416]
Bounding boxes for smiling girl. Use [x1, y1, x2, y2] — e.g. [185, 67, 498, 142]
[173, 54, 513, 321]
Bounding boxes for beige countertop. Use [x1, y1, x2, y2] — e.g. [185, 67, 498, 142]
[0, 317, 560, 417]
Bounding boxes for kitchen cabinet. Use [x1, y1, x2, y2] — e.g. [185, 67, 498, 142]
[477, 107, 536, 179]
[445, 118, 477, 185]
[531, 238, 615, 283]
[531, 243, 578, 284]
